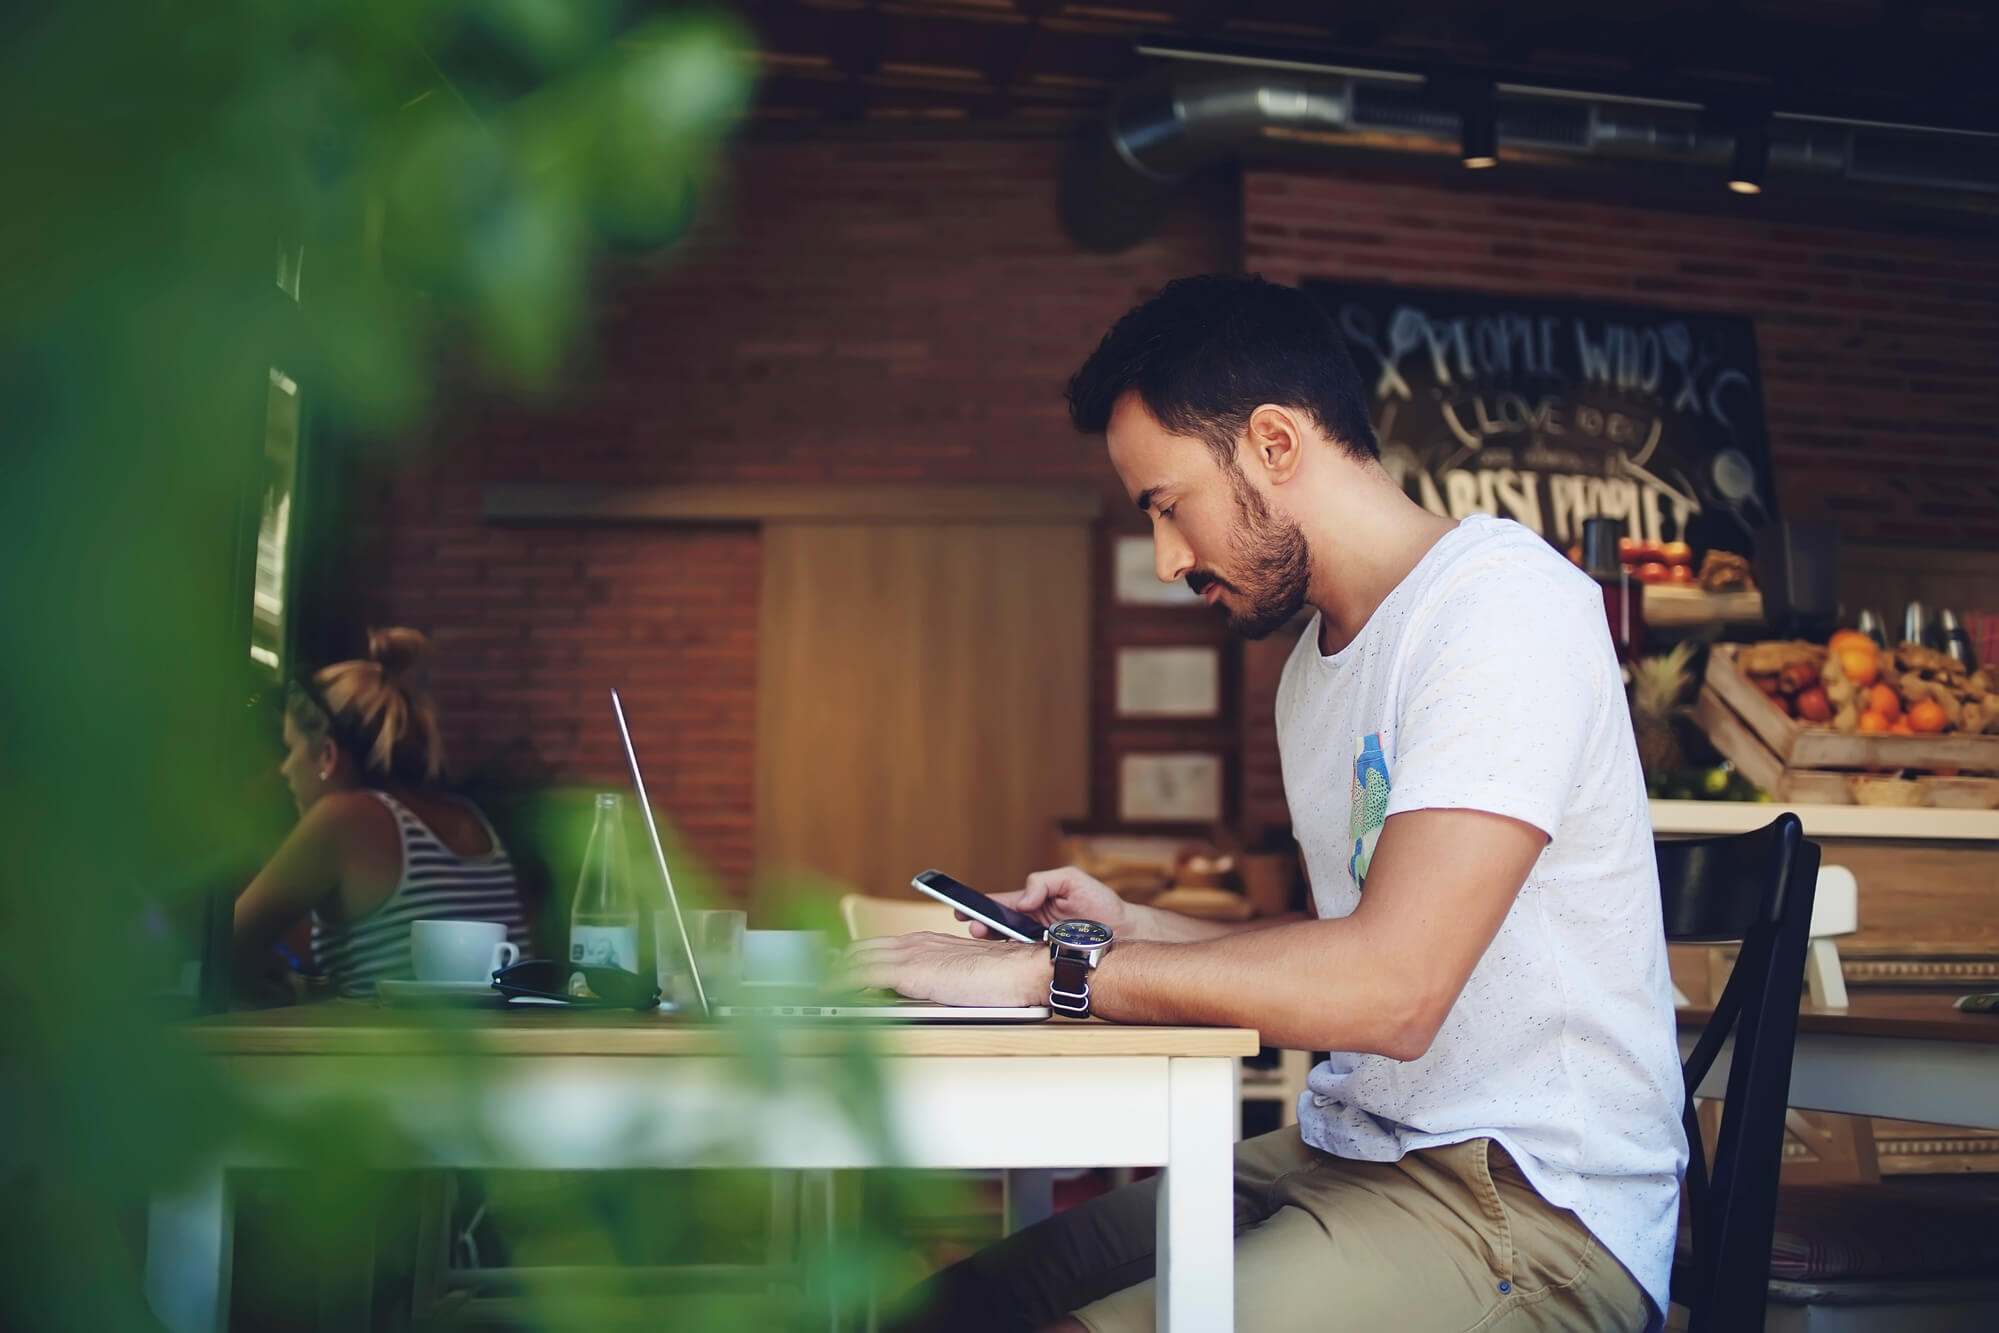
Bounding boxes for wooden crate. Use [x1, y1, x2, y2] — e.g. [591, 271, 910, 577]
[1692, 687, 1855, 803]
[1705, 644, 1999, 774]
[1695, 686, 1999, 805]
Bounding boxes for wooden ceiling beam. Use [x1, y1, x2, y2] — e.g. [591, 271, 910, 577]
[830, 1, 891, 121]
[980, 19, 1042, 117]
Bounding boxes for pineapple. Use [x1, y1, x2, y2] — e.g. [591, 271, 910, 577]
[1629, 640, 1697, 780]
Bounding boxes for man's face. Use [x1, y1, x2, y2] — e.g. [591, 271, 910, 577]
[1106, 394, 1312, 640]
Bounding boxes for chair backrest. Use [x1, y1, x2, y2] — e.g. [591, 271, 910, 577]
[837, 893, 973, 942]
[1659, 811, 1820, 1333]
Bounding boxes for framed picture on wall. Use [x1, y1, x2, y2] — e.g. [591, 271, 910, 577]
[1119, 752, 1224, 823]
[1115, 645, 1221, 719]
[1114, 535, 1202, 605]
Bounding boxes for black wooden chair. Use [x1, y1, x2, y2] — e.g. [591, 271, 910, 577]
[1660, 811, 1820, 1333]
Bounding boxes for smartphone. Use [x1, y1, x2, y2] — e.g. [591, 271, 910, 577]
[911, 869, 1046, 944]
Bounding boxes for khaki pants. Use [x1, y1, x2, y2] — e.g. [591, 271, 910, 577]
[890, 1128, 1648, 1333]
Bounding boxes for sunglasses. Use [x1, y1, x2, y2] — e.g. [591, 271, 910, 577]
[491, 959, 661, 1009]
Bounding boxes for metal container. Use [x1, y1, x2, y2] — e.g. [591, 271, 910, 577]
[1854, 607, 1888, 648]
[1902, 600, 1938, 652]
[1939, 608, 1978, 670]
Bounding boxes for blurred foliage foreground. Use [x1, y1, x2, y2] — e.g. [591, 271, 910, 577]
[0, 3, 965, 1328]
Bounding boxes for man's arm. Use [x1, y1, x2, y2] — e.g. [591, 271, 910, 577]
[1122, 902, 1309, 943]
[1122, 852, 1313, 941]
[1084, 808, 1544, 1054]
[849, 805, 1544, 1058]
[956, 864, 1302, 944]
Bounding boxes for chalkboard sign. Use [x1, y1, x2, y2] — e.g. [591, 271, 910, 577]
[1304, 281, 1774, 554]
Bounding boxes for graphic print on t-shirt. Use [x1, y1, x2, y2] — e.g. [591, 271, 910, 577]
[1350, 733, 1390, 888]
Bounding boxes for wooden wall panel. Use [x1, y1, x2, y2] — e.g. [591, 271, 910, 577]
[1838, 544, 1999, 626]
[755, 522, 1090, 909]
[1818, 839, 1999, 966]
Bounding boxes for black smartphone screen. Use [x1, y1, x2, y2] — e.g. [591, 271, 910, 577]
[911, 870, 1047, 943]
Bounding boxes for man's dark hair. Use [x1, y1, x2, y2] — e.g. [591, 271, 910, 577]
[1066, 274, 1379, 468]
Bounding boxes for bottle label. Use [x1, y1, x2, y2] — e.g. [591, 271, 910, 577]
[570, 925, 639, 973]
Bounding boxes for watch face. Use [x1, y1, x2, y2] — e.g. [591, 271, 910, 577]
[1050, 919, 1111, 947]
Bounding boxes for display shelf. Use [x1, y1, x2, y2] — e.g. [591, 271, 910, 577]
[1650, 799, 1999, 841]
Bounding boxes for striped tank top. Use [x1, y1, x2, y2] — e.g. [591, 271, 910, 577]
[310, 789, 530, 997]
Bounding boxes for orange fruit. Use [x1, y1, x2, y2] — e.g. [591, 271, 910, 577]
[1908, 700, 1948, 734]
[1867, 683, 1901, 721]
[1857, 711, 1890, 734]
[1828, 630, 1876, 656]
[1838, 647, 1879, 687]
[1890, 720, 1915, 735]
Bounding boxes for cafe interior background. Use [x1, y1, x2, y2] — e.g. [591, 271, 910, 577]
[7, 0, 1999, 1330]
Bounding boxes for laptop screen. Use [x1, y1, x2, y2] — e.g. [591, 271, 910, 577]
[610, 688, 709, 1017]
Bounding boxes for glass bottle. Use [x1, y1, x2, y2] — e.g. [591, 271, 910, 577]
[569, 792, 640, 995]
[1581, 517, 1645, 665]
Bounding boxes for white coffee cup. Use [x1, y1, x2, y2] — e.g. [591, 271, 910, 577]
[411, 919, 519, 984]
[743, 929, 829, 987]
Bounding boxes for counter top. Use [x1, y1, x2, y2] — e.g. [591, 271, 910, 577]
[174, 1003, 1263, 1059]
[1650, 799, 1999, 841]
[1678, 991, 1999, 1045]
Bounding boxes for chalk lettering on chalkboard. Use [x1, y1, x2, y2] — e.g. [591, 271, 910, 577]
[1308, 282, 1772, 551]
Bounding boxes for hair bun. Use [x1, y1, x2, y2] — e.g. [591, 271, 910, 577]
[366, 626, 429, 684]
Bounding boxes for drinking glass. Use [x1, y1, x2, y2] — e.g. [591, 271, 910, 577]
[655, 908, 746, 1009]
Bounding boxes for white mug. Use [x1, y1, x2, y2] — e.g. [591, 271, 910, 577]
[743, 929, 829, 987]
[411, 919, 519, 984]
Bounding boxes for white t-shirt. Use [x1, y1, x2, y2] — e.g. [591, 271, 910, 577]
[1277, 514, 1686, 1327]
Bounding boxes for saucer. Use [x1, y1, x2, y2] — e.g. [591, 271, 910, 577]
[378, 978, 502, 1006]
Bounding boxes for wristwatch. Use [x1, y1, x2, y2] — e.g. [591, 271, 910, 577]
[1047, 919, 1114, 1019]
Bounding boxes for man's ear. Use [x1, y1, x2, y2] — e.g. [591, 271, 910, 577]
[1244, 404, 1306, 485]
[318, 735, 341, 776]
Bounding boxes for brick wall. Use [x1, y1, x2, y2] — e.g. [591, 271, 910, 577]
[1243, 166, 1999, 544]
[361, 138, 1999, 870]
[360, 138, 1232, 888]
[1236, 162, 1999, 833]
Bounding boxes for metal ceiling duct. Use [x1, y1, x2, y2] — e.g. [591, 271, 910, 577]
[1061, 69, 1353, 252]
[1061, 60, 1999, 252]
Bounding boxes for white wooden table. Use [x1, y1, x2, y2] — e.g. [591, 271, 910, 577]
[1680, 993, 1999, 1131]
[146, 1006, 1257, 1333]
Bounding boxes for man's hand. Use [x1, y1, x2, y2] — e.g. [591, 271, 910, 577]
[1047, 807, 1550, 1055]
[959, 866, 1132, 940]
[839, 932, 1048, 1007]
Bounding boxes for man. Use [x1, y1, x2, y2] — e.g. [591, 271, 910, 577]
[849, 275, 1686, 1333]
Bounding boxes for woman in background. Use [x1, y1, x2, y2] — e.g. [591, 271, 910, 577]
[235, 627, 528, 996]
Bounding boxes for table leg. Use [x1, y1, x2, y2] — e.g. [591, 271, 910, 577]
[1002, 1168, 1054, 1233]
[797, 1170, 840, 1333]
[146, 1164, 232, 1333]
[1156, 1057, 1234, 1333]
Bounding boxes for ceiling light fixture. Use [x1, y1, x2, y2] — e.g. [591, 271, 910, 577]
[1461, 84, 1498, 168]
[1729, 120, 1770, 194]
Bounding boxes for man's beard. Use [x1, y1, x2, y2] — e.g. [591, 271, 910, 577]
[1186, 470, 1312, 640]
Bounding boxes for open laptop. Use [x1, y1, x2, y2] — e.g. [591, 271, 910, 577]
[612, 689, 1048, 1023]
